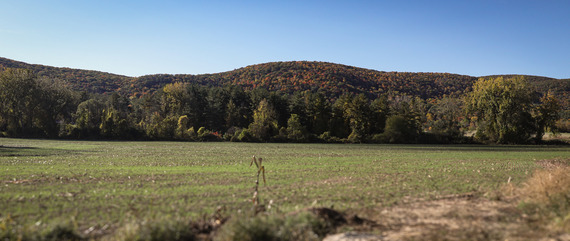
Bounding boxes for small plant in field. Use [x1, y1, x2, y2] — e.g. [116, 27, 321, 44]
[250, 155, 267, 213]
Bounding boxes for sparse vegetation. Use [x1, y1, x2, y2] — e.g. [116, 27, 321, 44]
[518, 165, 570, 232]
[0, 138, 569, 239]
[215, 212, 331, 241]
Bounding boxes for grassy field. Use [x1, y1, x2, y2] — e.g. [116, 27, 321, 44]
[1, 138, 569, 239]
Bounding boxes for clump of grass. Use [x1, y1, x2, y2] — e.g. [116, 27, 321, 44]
[518, 166, 570, 232]
[1, 216, 84, 241]
[41, 221, 84, 241]
[0, 215, 20, 241]
[214, 212, 333, 241]
[110, 218, 197, 241]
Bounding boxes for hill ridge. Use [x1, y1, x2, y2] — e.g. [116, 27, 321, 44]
[0, 57, 567, 105]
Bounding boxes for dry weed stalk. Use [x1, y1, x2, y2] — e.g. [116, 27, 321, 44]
[250, 155, 266, 206]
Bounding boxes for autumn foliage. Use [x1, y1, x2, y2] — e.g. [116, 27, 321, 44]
[0, 58, 567, 144]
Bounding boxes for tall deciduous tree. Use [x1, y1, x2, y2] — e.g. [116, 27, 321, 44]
[0, 69, 77, 137]
[426, 97, 464, 138]
[534, 91, 560, 141]
[74, 98, 106, 137]
[162, 82, 190, 116]
[467, 76, 536, 143]
[249, 99, 278, 141]
[286, 114, 307, 142]
[0, 69, 38, 136]
[161, 83, 208, 130]
[35, 77, 77, 136]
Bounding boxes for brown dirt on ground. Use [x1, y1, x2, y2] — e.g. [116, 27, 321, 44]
[322, 160, 570, 241]
[325, 158, 570, 241]
[325, 194, 569, 241]
[367, 195, 533, 240]
[536, 159, 569, 169]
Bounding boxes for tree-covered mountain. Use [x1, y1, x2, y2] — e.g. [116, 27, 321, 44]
[1, 57, 567, 143]
[1, 57, 567, 103]
[132, 61, 479, 100]
[0, 57, 130, 94]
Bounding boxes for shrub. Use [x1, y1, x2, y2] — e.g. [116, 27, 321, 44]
[318, 131, 342, 143]
[381, 115, 420, 143]
[224, 127, 242, 141]
[215, 213, 332, 241]
[237, 129, 257, 142]
[114, 218, 197, 241]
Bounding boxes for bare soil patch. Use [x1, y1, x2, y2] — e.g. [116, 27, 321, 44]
[324, 193, 569, 241]
[536, 159, 569, 169]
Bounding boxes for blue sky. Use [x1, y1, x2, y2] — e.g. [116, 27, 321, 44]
[1, 0, 569, 78]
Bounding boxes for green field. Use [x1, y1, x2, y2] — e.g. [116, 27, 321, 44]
[1, 138, 569, 239]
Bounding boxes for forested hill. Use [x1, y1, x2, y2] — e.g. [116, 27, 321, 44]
[1, 57, 568, 103]
[133, 61, 477, 99]
[0, 57, 130, 94]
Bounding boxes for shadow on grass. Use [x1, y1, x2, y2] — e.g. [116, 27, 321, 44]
[0, 145, 79, 157]
[395, 144, 570, 153]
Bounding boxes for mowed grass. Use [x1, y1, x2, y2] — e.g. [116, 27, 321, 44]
[1, 138, 569, 235]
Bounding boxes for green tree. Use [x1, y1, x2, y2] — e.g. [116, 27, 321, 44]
[98, 93, 137, 139]
[268, 92, 290, 128]
[467, 76, 536, 143]
[426, 97, 464, 138]
[175, 115, 196, 140]
[248, 99, 278, 141]
[534, 91, 560, 141]
[346, 94, 371, 143]
[0, 69, 39, 136]
[225, 86, 251, 129]
[0, 69, 77, 137]
[286, 114, 307, 142]
[304, 92, 331, 136]
[382, 115, 420, 143]
[288, 92, 309, 131]
[162, 82, 190, 116]
[73, 98, 106, 137]
[329, 94, 352, 139]
[205, 87, 228, 131]
[161, 83, 207, 129]
[370, 95, 389, 134]
[35, 77, 77, 136]
[144, 114, 178, 140]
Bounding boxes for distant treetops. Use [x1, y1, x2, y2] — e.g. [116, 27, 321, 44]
[0, 66, 563, 144]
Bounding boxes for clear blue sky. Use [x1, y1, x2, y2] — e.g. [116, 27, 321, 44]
[1, 0, 569, 78]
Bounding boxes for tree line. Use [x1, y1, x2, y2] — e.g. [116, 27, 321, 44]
[0, 68, 561, 144]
